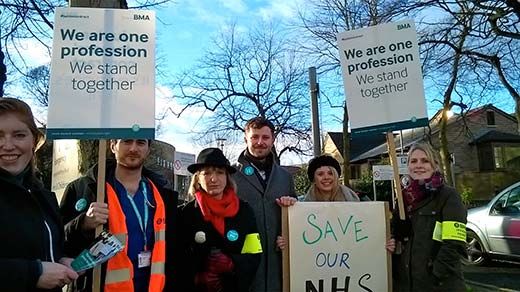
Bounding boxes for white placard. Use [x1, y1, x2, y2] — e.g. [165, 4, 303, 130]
[287, 202, 390, 292]
[338, 20, 428, 136]
[47, 8, 155, 139]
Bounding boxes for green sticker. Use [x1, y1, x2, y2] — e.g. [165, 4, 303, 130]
[244, 166, 255, 176]
[75, 198, 88, 212]
[227, 230, 239, 242]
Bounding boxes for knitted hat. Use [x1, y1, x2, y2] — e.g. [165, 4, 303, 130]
[188, 148, 236, 174]
[307, 155, 341, 181]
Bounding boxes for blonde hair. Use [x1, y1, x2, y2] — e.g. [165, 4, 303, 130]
[188, 166, 237, 200]
[309, 166, 341, 201]
[407, 143, 439, 171]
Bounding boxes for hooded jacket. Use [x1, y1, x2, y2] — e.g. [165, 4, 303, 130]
[59, 161, 177, 292]
[0, 168, 65, 292]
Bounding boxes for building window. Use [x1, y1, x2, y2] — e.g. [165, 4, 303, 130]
[486, 110, 496, 126]
[493, 145, 520, 169]
[350, 165, 361, 179]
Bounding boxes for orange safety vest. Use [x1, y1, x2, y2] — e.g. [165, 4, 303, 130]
[104, 179, 166, 292]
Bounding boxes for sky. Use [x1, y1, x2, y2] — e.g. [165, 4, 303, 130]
[145, 0, 309, 164]
[4, 0, 517, 165]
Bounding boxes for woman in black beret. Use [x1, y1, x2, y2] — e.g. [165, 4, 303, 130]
[175, 148, 262, 292]
[304, 155, 360, 202]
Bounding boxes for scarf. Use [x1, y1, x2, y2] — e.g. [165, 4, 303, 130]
[402, 171, 444, 213]
[195, 187, 239, 237]
[243, 149, 273, 172]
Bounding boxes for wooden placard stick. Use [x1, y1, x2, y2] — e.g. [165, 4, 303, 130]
[92, 139, 107, 292]
[282, 207, 290, 292]
[386, 132, 405, 220]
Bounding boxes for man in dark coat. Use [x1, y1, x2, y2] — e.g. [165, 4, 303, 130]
[60, 139, 177, 292]
[232, 117, 296, 292]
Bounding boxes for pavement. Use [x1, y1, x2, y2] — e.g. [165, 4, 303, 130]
[466, 280, 520, 292]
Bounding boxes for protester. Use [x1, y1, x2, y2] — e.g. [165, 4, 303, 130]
[387, 143, 467, 291]
[60, 139, 177, 292]
[0, 97, 78, 291]
[232, 117, 296, 292]
[275, 155, 360, 250]
[304, 155, 360, 202]
[175, 147, 262, 292]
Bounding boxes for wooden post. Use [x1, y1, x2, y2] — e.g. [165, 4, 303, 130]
[282, 207, 290, 292]
[386, 132, 405, 220]
[92, 140, 107, 292]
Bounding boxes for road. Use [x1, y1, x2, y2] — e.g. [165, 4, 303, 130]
[464, 260, 520, 291]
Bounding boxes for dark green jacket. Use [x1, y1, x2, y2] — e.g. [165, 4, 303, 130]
[393, 185, 467, 292]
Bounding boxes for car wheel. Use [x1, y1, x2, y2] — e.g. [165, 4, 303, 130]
[463, 230, 488, 266]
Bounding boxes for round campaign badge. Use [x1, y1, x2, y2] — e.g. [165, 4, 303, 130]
[195, 231, 206, 243]
[227, 230, 239, 242]
[244, 166, 255, 176]
[132, 124, 140, 132]
[75, 198, 87, 212]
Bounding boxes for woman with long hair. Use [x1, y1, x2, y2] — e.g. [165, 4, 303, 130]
[388, 143, 467, 291]
[0, 98, 78, 291]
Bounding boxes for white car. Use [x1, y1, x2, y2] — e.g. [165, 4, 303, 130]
[464, 181, 520, 265]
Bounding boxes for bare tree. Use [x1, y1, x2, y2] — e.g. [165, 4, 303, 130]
[169, 23, 312, 160]
[23, 64, 50, 106]
[295, 0, 415, 184]
[0, 0, 171, 95]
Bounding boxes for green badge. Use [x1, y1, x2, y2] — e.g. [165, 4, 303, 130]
[244, 166, 255, 176]
[75, 198, 88, 212]
[132, 124, 140, 132]
[227, 230, 239, 242]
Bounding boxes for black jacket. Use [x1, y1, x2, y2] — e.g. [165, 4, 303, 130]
[59, 161, 178, 292]
[0, 168, 65, 292]
[392, 185, 467, 292]
[174, 199, 261, 292]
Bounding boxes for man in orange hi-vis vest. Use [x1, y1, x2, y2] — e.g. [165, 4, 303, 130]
[60, 139, 178, 292]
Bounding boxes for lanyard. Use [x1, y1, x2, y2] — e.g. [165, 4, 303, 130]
[126, 181, 149, 250]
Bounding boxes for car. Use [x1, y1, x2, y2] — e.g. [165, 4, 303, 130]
[464, 181, 520, 265]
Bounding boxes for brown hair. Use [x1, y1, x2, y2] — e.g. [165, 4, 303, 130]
[0, 98, 44, 150]
[244, 117, 275, 136]
[188, 166, 237, 200]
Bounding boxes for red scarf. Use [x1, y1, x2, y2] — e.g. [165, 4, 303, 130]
[195, 187, 239, 237]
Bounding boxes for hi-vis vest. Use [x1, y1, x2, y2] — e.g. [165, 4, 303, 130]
[105, 180, 166, 292]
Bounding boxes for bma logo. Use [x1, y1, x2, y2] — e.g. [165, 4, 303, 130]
[397, 23, 411, 30]
[134, 14, 150, 20]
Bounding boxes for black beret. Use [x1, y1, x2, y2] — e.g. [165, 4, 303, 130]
[307, 155, 341, 181]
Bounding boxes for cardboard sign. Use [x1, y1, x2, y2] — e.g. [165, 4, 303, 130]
[286, 202, 391, 292]
[47, 8, 155, 139]
[338, 20, 428, 137]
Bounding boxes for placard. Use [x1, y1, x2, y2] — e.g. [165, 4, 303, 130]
[286, 202, 391, 292]
[47, 8, 155, 139]
[338, 20, 428, 137]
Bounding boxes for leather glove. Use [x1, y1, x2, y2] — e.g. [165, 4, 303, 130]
[206, 251, 234, 274]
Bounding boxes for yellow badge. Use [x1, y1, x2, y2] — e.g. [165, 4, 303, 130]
[441, 221, 466, 242]
[432, 221, 443, 242]
[241, 233, 263, 254]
